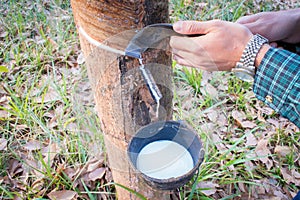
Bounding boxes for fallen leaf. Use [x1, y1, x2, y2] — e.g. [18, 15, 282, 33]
[0, 110, 9, 119]
[8, 159, 23, 177]
[201, 83, 218, 99]
[25, 158, 43, 177]
[196, 181, 219, 196]
[31, 178, 44, 191]
[48, 190, 77, 200]
[200, 123, 215, 134]
[23, 140, 42, 151]
[195, 2, 208, 8]
[207, 109, 218, 123]
[253, 184, 266, 195]
[244, 152, 255, 171]
[257, 110, 266, 122]
[211, 133, 227, 151]
[232, 110, 246, 120]
[273, 191, 289, 200]
[238, 182, 246, 193]
[0, 31, 8, 38]
[232, 110, 246, 126]
[86, 157, 104, 172]
[217, 83, 228, 91]
[65, 122, 78, 131]
[269, 197, 282, 200]
[0, 138, 8, 151]
[105, 167, 113, 182]
[255, 139, 273, 169]
[42, 143, 60, 165]
[77, 51, 85, 65]
[16, 124, 28, 130]
[241, 121, 257, 129]
[274, 146, 291, 157]
[182, 96, 194, 111]
[88, 167, 106, 181]
[33, 83, 61, 103]
[64, 167, 78, 180]
[13, 196, 22, 200]
[281, 168, 300, 185]
[261, 106, 275, 115]
[47, 36, 58, 49]
[267, 118, 280, 128]
[200, 71, 213, 85]
[0, 95, 7, 103]
[292, 169, 300, 179]
[246, 132, 258, 146]
[217, 113, 228, 127]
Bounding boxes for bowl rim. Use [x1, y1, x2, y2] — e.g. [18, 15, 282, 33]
[127, 120, 205, 184]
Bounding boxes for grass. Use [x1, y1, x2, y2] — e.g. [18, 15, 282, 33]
[174, 65, 203, 96]
[0, 1, 109, 199]
[1, 0, 300, 199]
[171, 0, 300, 199]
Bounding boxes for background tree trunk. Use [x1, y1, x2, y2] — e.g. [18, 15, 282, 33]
[71, 0, 174, 199]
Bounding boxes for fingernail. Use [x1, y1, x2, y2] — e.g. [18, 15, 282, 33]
[173, 21, 183, 32]
[270, 42, 277, 48]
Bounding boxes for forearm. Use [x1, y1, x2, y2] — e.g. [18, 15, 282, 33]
[237, 8, 300, 44]
[254, 44, 271, 67]
[284, 8, 300, 43]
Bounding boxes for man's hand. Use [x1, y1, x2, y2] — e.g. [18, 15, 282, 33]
[237, 8, 300, 44]
[170, 20, 252, 71]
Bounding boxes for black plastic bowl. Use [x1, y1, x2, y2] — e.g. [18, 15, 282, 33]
[127, 120, 204, 190]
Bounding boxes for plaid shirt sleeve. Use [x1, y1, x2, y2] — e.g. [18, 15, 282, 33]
[253, 47, 300, 128]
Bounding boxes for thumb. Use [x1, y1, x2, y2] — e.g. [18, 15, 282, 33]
[173, 20, 218, 35]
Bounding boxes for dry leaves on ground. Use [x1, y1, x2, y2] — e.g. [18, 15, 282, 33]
[174, 70, 300, 199]
[48, 190, 78, 200]
[0, 137, 113, 199]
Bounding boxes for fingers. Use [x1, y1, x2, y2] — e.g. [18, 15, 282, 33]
[172, 53, 194, 68]
[173, 20, 221, 35]
[173, 54, 218, 71]
[172, 48, 219, 71]
[236, 15, 260, 33]
[237, 22, 259, 34]
[170, 35, 210, 69]
[236, 15, 256, 24]
[171, 20, 253, 71]
[172, 48, 197, 65]
[236, 12, 263, 24]
[170, 36, 199, 52]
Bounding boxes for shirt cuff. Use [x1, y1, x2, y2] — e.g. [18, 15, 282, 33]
[253, 47, 300, 127]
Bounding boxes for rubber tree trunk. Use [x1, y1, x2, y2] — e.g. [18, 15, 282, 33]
[71, 0, 173, 199]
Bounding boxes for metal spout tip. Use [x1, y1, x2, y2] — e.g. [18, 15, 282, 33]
[125, 51, 142, 59]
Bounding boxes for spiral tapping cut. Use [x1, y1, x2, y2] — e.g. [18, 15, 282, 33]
[138, 59, 162, 102]
[138, 59, 162, 118]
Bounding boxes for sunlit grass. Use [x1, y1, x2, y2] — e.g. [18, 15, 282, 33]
[0, 0, 107, 199]
[1, 0, 299, 199]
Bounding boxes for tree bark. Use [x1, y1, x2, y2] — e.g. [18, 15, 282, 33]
[71, 0, 173, 199]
